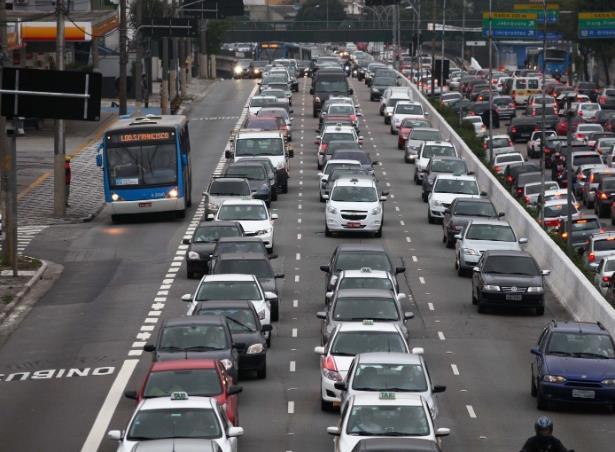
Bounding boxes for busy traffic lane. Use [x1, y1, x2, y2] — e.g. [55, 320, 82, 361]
[0, 80, 256, 452]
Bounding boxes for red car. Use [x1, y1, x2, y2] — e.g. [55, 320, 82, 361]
[555, 117, 584, 136]
[124, 359, 242, 425]
[397, 117, 432, 150]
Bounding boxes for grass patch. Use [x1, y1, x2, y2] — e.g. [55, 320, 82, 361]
[2, 294, 13, 304]
[0, 255, 42, 272]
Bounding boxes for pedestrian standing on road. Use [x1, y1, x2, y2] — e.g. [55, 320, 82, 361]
[64, 155, 72, 207]
[142, 74, 149, 108]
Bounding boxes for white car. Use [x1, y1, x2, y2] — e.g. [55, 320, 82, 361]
[379, 87, 412, 116]
[247, 95, 278, 115]
[455, 219, 527, 275]
[319, 159, 363, 201]
[314, 321, 410, 411]
[574, 123, 603, 143]
[390, 101, 427, 134]
[523, 181, 559, 206]
[326, 392, 450, 452]
[428, 174, 482, 224]
[325, 268, 399, 304]
[337, 351, 446, 417]
[493, 152, 525, 175]
[594, 256, 615, 297]
[404, 128, 443, 164]
[527, 130, 556, 159]
[414, 141, 457, 184]
[211, 199, 277, 252]
[324, 176, 386, 237]
[182, 273, 274, 336]
[107, 392, 244, 452]
[577, 102, 601, 121]
[462, 115, 487, 138]
[540, 199, 580, 231]
[322, 103, 362, 129]
[485, 134, 516, 160]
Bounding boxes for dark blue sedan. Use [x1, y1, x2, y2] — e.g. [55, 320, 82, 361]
[531, 321, 615, 410]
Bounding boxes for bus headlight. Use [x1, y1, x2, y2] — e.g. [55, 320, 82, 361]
[166, 187, 179, 199]
[111, 192, 122, 201]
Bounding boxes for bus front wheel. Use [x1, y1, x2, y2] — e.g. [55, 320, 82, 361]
[111, 214, 121, 224]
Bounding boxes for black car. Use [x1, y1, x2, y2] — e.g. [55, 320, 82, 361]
[442, 198, 503, 248]
[184, 221, 244, 279]
[576, 81, 600, 102]
[350, 437, 441, 452]
[192, 300, 272, 379]
[512, 171, 543, 198]
[508, 116, 541, 143]
[143, 316, 239, 381]
[421, 157, 468, 202]
[210, 237, 270, 262]
[224, 162, 272, 205]
[557, 215, 602, 252]
[472, 250, 549, 315]
[370, 73, 397, 101]
[311, 69, 352, 117]
[238, 157, 279, 200]
[211, 252, 284, 321]
[320, 244, 405, 293]
[594, 177, 615, 218]
[504, 162, 540, 186]
[330, 149, 377, 174]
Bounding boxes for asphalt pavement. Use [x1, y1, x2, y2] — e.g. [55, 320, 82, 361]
[1, 76, 614, 452]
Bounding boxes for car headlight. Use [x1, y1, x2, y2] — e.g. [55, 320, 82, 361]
[233, 66, 243, 75]
[370, 206, 382, 215]
[255, 228, 272, 235]
[247, 343, 265, 354]
[220, 359, 233, 370]
[543, 375, 566, 383]
[371, 88, 378, 93]
[601, 378, 615, 386]
[315, 97, 321, 103]
[386, 111, 393, 116]
[258, 183, 270, 193]
[257, 309, 266, 320]
[462, 248, 479, 255]
[188, 251, 200, 260]
[527, 286, 544, 293]
[327, 206, 338, 214]
[431, 199, 442, 206]
[482, 284, 500, 291]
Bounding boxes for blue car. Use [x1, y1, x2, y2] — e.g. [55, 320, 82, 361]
[531, 320, 615, 411]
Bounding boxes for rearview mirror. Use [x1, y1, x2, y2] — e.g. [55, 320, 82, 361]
[309, 88, 314, 95]
[264, 291, 277, 300]
[473, 266, 480, 273]
[480, 191, 488, 197]
[322, 194, 329, 200]
[320, 265, 330, 272]
[124, 390, 138, 400]
[271, 213, 279, 220]
[182, 238, 190, 245]
[96, 154, 103, 167]
[334, 381, 347, 391]
[181, 293, 193, 302]
[261, 324, 273, 333]
[435, 427, 450, 437]
[530, 346, 541, 356]
[225, 150, 233, 159]
[411, 347, 424, 355]
[433, 385, 447, 393]
[206, 213, 214, 221]
[395, 266, 406, 274]
[498, 211, 505, 217]
[228, 385, 243, 395]
[143, 344, 156, 352]
[107, 430, 123, 441]
[404, 311, 415, 320]
[397, 293, 407, 301]
[314, 345, 325, 354]
[327, 426, 341, 436]
[519, 237, 528, 244]
[454, 234, 462, 240]
[316, 311, 327, 319]
[541, 269, 551, 276]
[275, 273, 285, 279]
[380, 195, 388, 202]
[228, 426, 244, 438]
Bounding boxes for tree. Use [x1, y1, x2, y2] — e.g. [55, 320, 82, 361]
[295, 0, 348, 23]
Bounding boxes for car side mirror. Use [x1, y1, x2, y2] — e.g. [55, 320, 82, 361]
[444, 208, 451, 215]
[314, 345, 325, 354]
[288, 148, 294, 158]
[530, 346, 541, 356]
[404, 311, 414, 320]
[395, 266, 406, 274]
[225, 150, 233, 159]
[227, 426, 244, 438]
[206, 213, 214, 221]
[182, 238, 190, 245]
[316, 311, 327, 319]
[320, 265, 330, 272]
[542, 269, 551, 276]
[271, 213, 279, 220]
[261, 324, 273, 333]
[309, 88, 314, 95]
[425, 112, 431, 117]
[433, 385, 447, 393]
[124, 390, 138, 400]
[397, 293, 407, 301]
[454, 234, 462, 240]
[322, 194, 329, 200]
[181, 293, 193, 302]
[379, 195, 388, 202]
[107, 430, 124, 441]
[357, 112, 363, 117]
[264, 291, 277, 300]
[325, 291, 334, 301]
[268, 253, 278, 259]
[519, 237, 528, 244]
[498, 211, 505, 217]
[480, 191, 488, 197]
[143, 344, 156, 352]
[435, 427, 451, 437]
[96, 154, 103, 167]
[327, 426, 341, 436]
[227, 385, 243, 395]
[314, 138, 321, 145]
[348, 88, 354, 95]
[334, 381, 347, 391]
[275, 273, 285, 279]
[473, 266, 480, 273]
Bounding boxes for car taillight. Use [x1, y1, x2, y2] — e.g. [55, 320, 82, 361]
[603, 276, 611, 283]
[525, 196, 531, 204]
[507, 175, 513, 183]
[322, 355, 342, 381]
[599, 192, 608, 200]
[350, 114, 357, 122]
[509, 103, 515, 108]
[516, 187, 523, 195]
[511, 127, 518, 133]
[495, 165, 501, 173]
[468, 111, 475, 116]
[545, 218, 560, 228]
[588, 251, 596, 263]
[320, 144, 328, 153]
[579, 110, 584, 117]
[599, 96, 607, 105]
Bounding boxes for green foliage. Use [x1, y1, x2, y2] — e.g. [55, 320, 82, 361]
[206, 20, 231, 55]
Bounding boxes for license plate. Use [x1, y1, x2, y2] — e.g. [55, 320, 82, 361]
[346, 222, 361, 228]
[506, 294, 523, 301]
[138, 202, 152, 208]
[572, 389, 595, 399]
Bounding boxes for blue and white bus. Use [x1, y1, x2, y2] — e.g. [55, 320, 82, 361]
[96, 115, 192, 222]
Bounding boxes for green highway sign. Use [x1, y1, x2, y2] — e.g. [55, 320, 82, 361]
[579, 11, 615, 39]
[482, 11, 537, 29]
[514, 3, 559, 24]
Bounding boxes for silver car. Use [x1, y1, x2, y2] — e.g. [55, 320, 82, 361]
[583, 232, 615, 271]
[455, 219, 527, 275]
[404, 128, 442, 164]
[203, 177, 252, 217]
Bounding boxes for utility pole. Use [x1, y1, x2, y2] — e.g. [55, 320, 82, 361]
[0, 0, 8, 230]
[487, 0, 494, 162]
[161, 37, 170, 114]
[135, 0, 143, 114]
[199, 19, 208, 79]
[440, 0, 446, 91]
[461, 0, 465, 63]
[539, 0, 548, 222]
[118, 0, 127, 115]
[53, 0, 66, 217]
[430, 0, 436, 96]
[565, 96, 573, 249]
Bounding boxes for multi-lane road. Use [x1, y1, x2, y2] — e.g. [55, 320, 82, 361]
[0, 75, 613, 452]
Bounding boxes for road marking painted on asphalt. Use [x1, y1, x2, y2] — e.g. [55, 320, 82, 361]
[147, 311, 161, 317]
[466, 405, 477, 418]
[80, 359, 139, 452]
[386, 182, 391, 187]
[428, 302, 435, 311]
[288, 401, 295, 414]
[390, 193, 394, 198]
[295, 275, 300, 283]
[290, 361, 296, 372]
[151, 302, 165, 310]
[292, 328, 298, 337]
[451, 364, 460, 375]
[296, 253, 301, 261]
[419, 276, 425, 284]
[298, 218, 302, 223]
[298, 204, 302, 210]
[297, 233, 302, 240]
[412, 256, 418, 262]
[395, 206, 400, 211]
[157, 290, 168, 296]
[382, 171, 387, 176]
[293, 299, 298, 308]
[127, 350, 143, 357]
[162, 279, 174, 285]
[438, 331, 446, 341]
[400, 220, 405, 226]
[406, 237, 411, 243]
[144, 317, 158, 324]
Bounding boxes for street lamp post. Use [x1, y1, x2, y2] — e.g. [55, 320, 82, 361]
[487, 0, 494, 162]
[440, 0, 446, 92]
[539, 0, 548, 223]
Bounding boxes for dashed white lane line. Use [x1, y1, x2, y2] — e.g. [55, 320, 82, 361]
[438, 331, 446, 341]
[400, 220, 405, 226]
[297, 233, 302, 240]
[297, 218, 302, 224]
[395, 206, 400, 212]
[412, 256, 418, 262]
[293, 299, 299, 308]
[386, 182, 391, 187]
[382, 171, 387, 176]
[466, 405, 477, 418]
[451, 364, 460, 376]
[406, 236, 412, 243]
[288, 401, 295, 414]
[290, 361, 296, 372]
[292, 328, 298, 337]
[427, 302, 435, 311]
[419, 276, 425, 285]
[296, 253, 301, 261]
[294, 275, 300, 283]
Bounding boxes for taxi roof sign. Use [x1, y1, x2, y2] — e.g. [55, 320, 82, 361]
[171, 391, 189, 400]
[379, 391, 396, 400]
[362, 319, 374, 325]
[360, 267, 373, 273]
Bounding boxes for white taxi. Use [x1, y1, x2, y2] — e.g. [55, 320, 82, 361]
[324, 176, 386, 237]
[390, 101, 427, 134]
[326, 392, 450, 452]
[427, 174, 482, 224]
[325, 268, 399, 304]
[107, 392, 244, 452]
[414, 141, 458, 185]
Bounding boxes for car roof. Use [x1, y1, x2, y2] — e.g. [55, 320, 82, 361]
[467, 218, 510, 227]
[219, 199, 267, 207]
[495, 152, 524, 160]
[196, 221, 241, 228]
[216, 237, 266, 244]
[489, 134, 512, 140]
[194, 300, 254, 310]
[424, 140, 454, 147]
[236, 131, 282, 139]
[336, 288, 396, 298]
[409, 127, 439, 133]
[356, 351, 422, 365]
[163, 316, 227, 327]
[202, 274, 255, 282]
[325, 159, 362, 167]
[139, 395, 217, 411]
[210, 177, 249, 184]
[434, 174, 477, 182]
[549, 320, 609, 335]
[482, 249, 532, 258]
[336, 321, 402, 333]
[334, 177, 377, 188]
[151, 359, 219, 372]
[216, 252, 270, 261]
[352, 438, 440, 452]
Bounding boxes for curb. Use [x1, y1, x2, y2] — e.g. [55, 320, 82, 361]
[0, 260, 48, 325]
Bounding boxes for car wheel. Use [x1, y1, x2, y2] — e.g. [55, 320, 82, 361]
[282, 182, 288, 194]
[404, 154, 410, 163]
[477, 302, 486, 313]
[414, 173, 420, 185]
[256, 360, 267, 379]
[390, 127, 395, 135]
[375, 225, 383, 238]
[266, 334, 271, 348]
[384, 117, 390, 125]
[445, 234, 455, 249]
[270, 300, 279, 322]
[319, 194, 325, 203]
[536, 391, 549, 410]
[531, 372, 537, 397]
[587, 199, 594, 209]
[472, 290, 478, 305]
[427, 210, 435, 224]
[421, 192, 428, 202]
[111, 214, 121, 224]
[536, 306, 545, 316]
[325, 224, 332, 237]
[313, 111, 318, 118]
[398, 142, 403, 150]
[321, 398, 334, 412]
[272, 190, 278, 201]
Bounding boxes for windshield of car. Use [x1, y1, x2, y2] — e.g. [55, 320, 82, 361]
[331, 186, 378, 202]
[433, 179, 479, 195]
[339, 276, 394, 291]
[208, 180, 251, 197]
[401, 119, 431, 129]
[196, 281, 261, 301]
[197, 308, 257, 333]
[250, 97, 278, 108]
[216, 259, 273, 278]
[526, 182, 558, 195]
[352, 364, 427, 392]
[491, 138, 511, 148]
[328, 142, 360, 153]
[572, 155, 602, 166]
[225, 165, 266, 181]
[336, 252, 392, 272]
[395, 104, 423, 115]
[581, 104, 600, 112]
[346, 405, 429, 436]
[143, 369, 222, 398]
[410, 130, 441, 141]
[333, 296, 399, 321]
[328, 105, 354, 115]
[482, 256, 539, 275]
[431, 159, 466, 174]
[159, 325, 228, 351]
[517, 173, 543, 186]
[493, 97, 513, 106]
[465, 224, 516, 242]
[214, 241, 264, 255]
[547, 332, 615, 358]
[193, 225, 241, 243]
[217, 204, 268, 221]
[331, 332, 406, 355]
[422, 145, 455, 159]
[127, 408, 222, 440]
[544, 203, 577, 217]
[236, 138, 284, 156]
[496, 154, 523, 164]
[315, 79, 349, 93]
[261, 89, 286, 99]
[593, 238, 615, 251]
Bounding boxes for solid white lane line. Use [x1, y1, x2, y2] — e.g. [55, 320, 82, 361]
[288, 401, 295, 414]
[466, 405, 477, 418]
[437, 331, 446, 341]
[412, 256, 418, 262]
[292, 328, 298, 337]
[419, 276, 426, 285]
[290, 361, 296, 372]
[451, 364, 460, 375]
[427, 302, 435, 311]
[80, 359, 139, 452]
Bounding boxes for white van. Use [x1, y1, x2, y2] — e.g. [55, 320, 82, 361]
[511, 77, 541, 106]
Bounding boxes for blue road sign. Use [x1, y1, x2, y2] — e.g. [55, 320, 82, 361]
[579, 29, 615, 38]
[483, 28, 537, 38]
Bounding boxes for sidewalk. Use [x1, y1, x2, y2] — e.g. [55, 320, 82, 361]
[15, 77, 215, 226]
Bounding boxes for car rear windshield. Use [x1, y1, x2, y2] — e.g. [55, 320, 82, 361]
[547, 332, 615, 358]
[493, 97, 513, 105]
[336, 252, 392, 272]
[573, 155, 602, 166]
[196, 281, 260, 301]
[482, 255, 539, 276]
[491, 138, 511, 148]
[197, 308, 257, 333]
[602, 179, 615, 190]
[466, 224, 516, 242]
[159, 325, 228, 351]
[594, 238, 615, 251]
[328, 142, 360, 153]
[352, 363, 427, 392]
[517, 172, 543, 186]
[331, 332, 406, 355]
[225, 165, 266, 181]
[333, 151, 369, 164]
[453, 201, 496, 216]
[496, 154, 523, 164]
[209, 180, 250, 196]
[375, 77, 396, 86]
[193, 225, 241, 243]
[325, 162, 360, 175]
[143, 368, 222, 398]
[605, 89, 615, 96]
[526, 182, 558, 195]
[328, 105, 354, 115]
[395, 104, 423, 115]
[423, 145, 455, 159]
[434, 179, 478, 195]
[216, 259, 273, 278]
[571, 218, 601, 231]
[410, 130, 441, 141]
[402, 119, 431, 128]
[339, 277, 394, 291]
[333, 296, 398, 321]
[544, 203, 577, 217]
[214, 241, 264, 255]
[323, 133, 355, 143]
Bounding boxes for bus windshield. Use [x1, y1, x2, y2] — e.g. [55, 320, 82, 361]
[106, 134, 177, 188]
